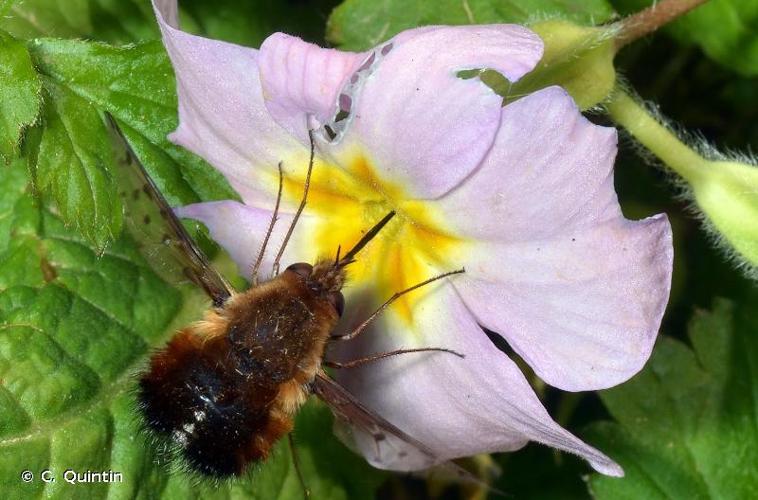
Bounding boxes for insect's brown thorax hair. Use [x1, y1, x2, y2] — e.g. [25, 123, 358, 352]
[224, 265, 343, 379]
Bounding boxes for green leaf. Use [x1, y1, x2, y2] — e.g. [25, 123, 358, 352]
[587, 298, 758, 499]
[0, 157, 181, 496]
[0, 0, 156, 43]
[33, 82, 123, 251]
[327, 0, 616, 50]
[495, 446, 589, 499]
[1, 0, 338, 46]
[16, 38, 236, 248]
[612, 0, 758, 76]
[0, 30, 41, 162]
[0, 159, 384, 498]
[179, 0, 340, 48]
[28, 39, 235, 206]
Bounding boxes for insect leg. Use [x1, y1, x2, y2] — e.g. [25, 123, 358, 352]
[251, 161, 284, 285]
[272, 129, 316, 277]
[324, 347, 464, 369]
[330, 268, 465, 342]
[288, 433, 311, 499]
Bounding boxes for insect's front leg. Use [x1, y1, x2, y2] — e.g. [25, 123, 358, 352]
[329, 268, 465, 342]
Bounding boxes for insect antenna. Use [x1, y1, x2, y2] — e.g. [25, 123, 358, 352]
[251, 161, 284, 285]
[338, 210, 396, 266]
[272, 129, 316, 276]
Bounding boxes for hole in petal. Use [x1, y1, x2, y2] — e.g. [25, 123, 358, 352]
[334, 93, 352, 123]
[338, 93, 352, 113]
[334, 110, 350, 123]
[324, 45, 393, 142]
[324, 125, 337, 140]
[457, 68, 483, 80]
[456, 68, 518, 106]
[358, 52, 376, 72]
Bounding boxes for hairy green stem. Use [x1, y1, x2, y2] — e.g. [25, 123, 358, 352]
[616, 0, 711, 49]
[605, 89, 705, 182]
[608, 88, 758, 272]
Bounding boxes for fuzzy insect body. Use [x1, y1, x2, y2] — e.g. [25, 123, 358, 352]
[139, 261, 346, 476]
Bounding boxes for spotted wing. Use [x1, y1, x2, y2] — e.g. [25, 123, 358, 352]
[311, 372, 497, 491]
[105, 113, 233, 307]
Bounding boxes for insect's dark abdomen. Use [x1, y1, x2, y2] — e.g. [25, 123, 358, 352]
[138, 330, 285, 477]
[179, 358, 277, 476]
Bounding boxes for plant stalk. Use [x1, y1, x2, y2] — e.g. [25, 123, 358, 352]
[605, 89, 705, 182]
[616, 0, 711, 49]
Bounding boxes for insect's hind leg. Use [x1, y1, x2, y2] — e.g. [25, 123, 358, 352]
[329, 268, 465, 342]
[288, 433, 310, 499]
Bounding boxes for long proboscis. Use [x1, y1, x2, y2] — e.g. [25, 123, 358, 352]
[338, 211, 396, 265]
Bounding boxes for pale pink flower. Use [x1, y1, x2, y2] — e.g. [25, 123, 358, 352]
[152, 0, 673, 477]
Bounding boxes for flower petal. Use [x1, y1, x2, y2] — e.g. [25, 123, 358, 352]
[175, 201, 316, 280]
[329, 25, 543, 199]
[438, 86, 621, 241]
[331, 283, 623, 476]
[152, 0, 302, 206]
[433, 86, 673, 391]
[455, 215, 673, 392]
[258, 33, 366, 144]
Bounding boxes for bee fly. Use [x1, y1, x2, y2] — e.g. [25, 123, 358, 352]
[105, 114, 472, 491]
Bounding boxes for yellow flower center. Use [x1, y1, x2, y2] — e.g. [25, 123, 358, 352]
[278, 147, 465, 325]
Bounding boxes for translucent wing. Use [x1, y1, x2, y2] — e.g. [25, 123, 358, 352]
[311, 372, 499, 493]
[105, 113, 234, 307]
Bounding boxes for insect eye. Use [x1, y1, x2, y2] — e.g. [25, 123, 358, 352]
[286, 262, 313, 279]
[328, 291, 345, 317]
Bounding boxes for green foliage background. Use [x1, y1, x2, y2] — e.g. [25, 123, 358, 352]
[0, 0, 756, 498]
